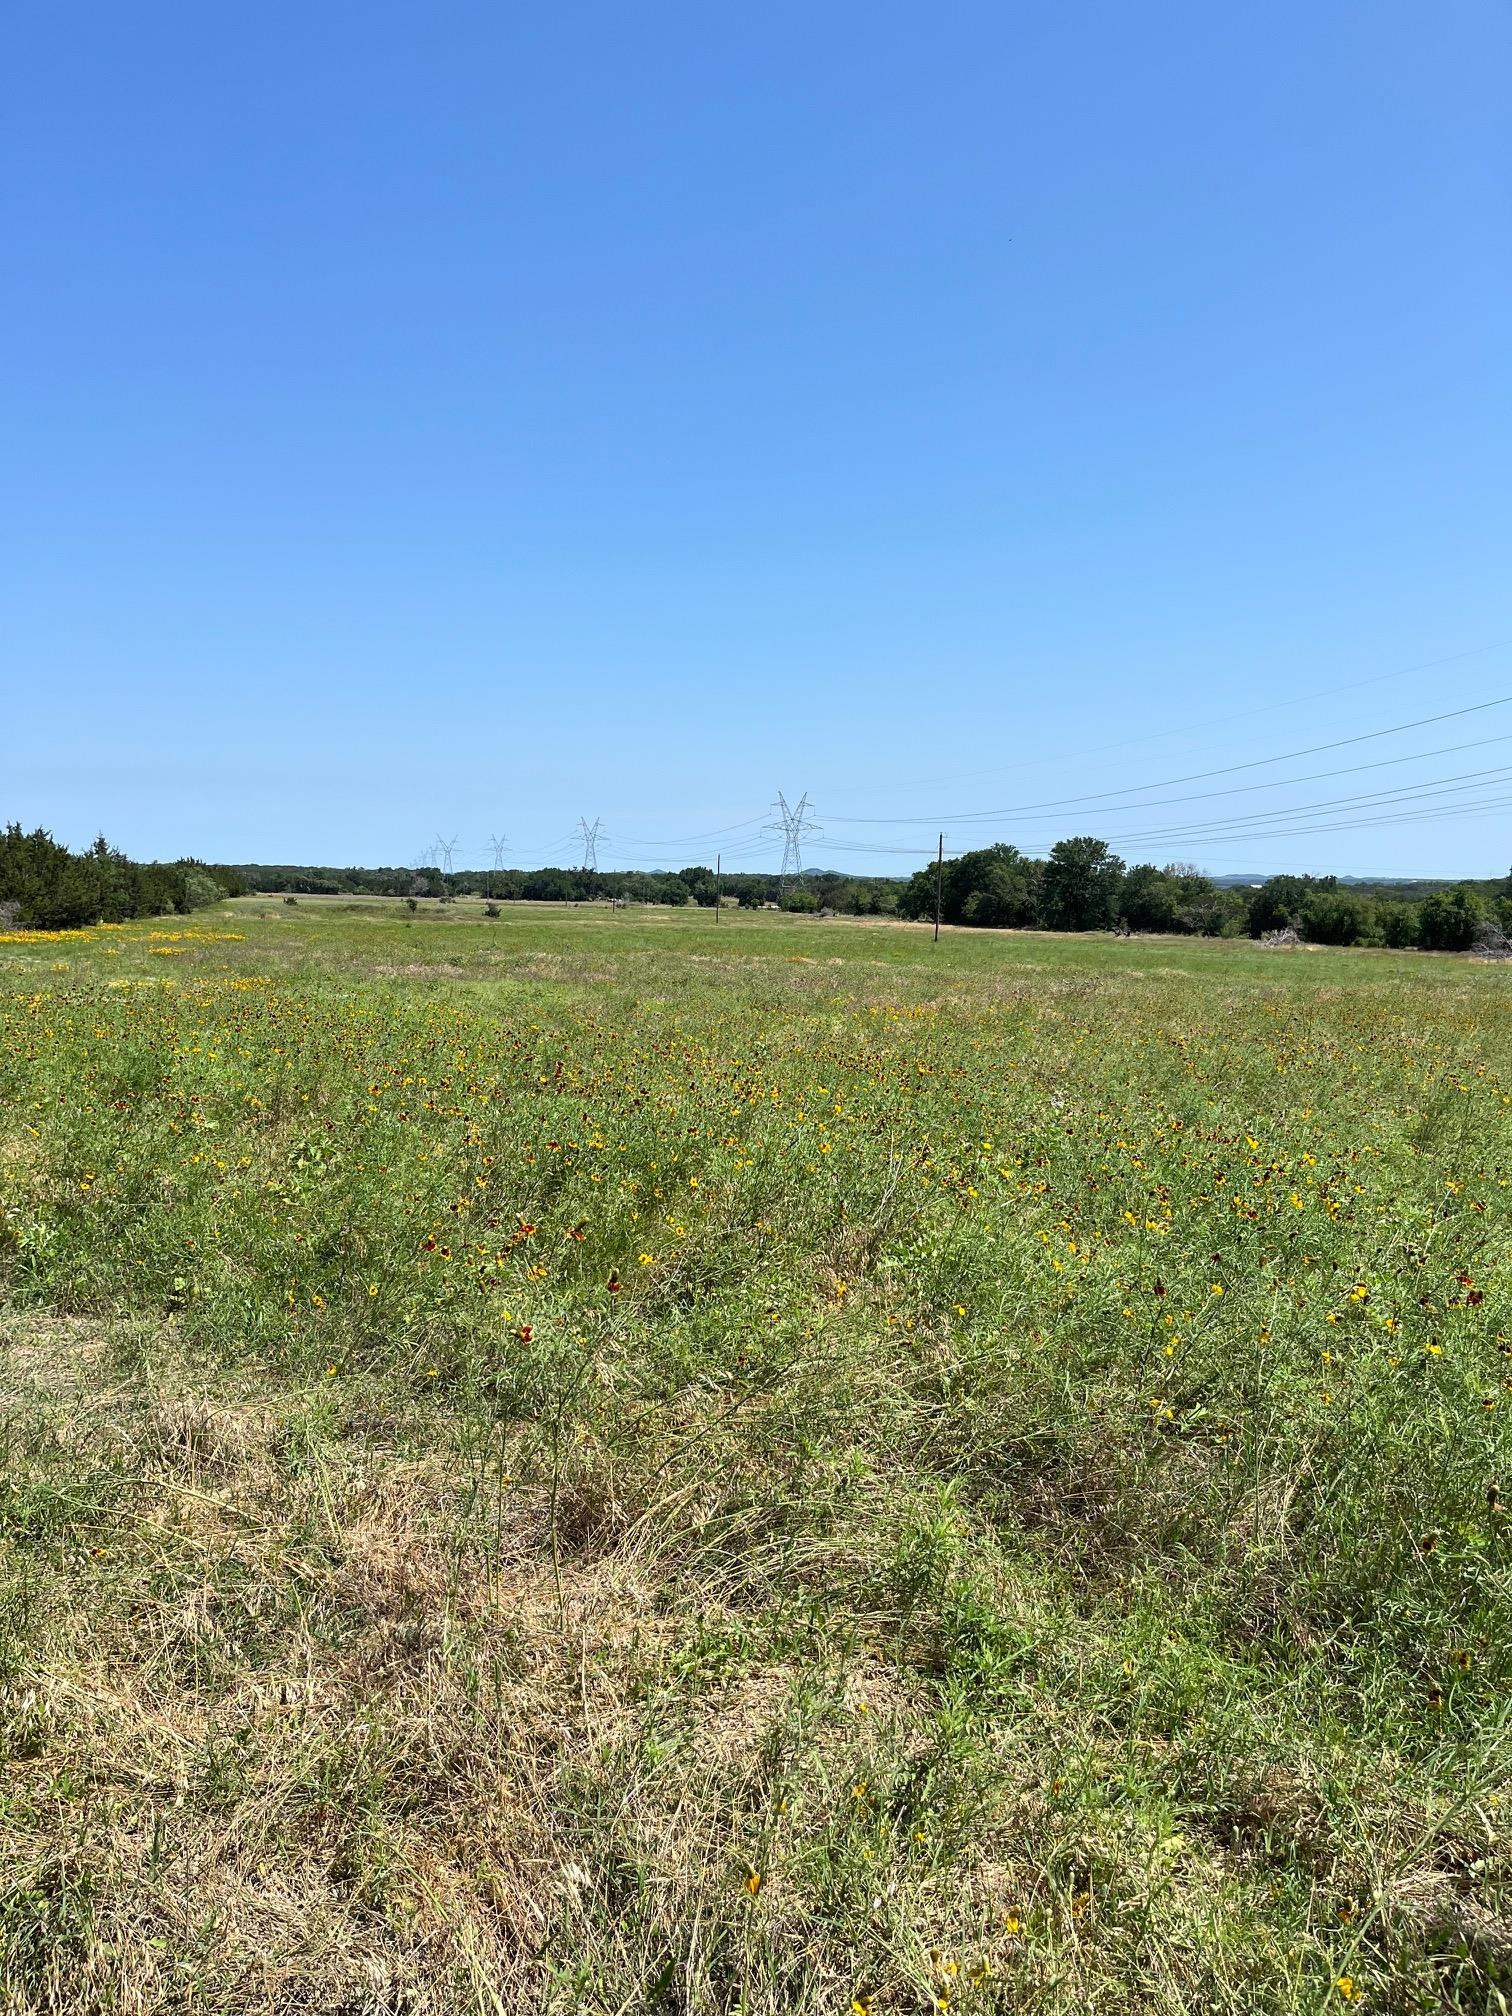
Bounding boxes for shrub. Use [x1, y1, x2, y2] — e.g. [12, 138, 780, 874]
[179, 867, 226, 911]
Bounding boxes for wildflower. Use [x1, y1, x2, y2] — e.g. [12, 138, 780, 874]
[1336, 1979, 1355, 2000]
[745, 1869, 761, 1895]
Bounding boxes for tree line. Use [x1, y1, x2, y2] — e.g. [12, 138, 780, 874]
[221, 861, 904, 913]
[0, 826, 241, 930]
[895, 838, 1511, 951]
[19, 832, 1484, 953]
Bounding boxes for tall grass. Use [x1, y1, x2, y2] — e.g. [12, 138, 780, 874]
[0, 903, 1508, 2011]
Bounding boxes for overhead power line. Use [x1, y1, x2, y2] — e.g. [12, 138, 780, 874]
[831, 637, 1512, 804]
[810, 765, 1512, 862]
[610, 815, 769, 846]
[1071, 766, 1512, 851]
[825, 694, 1512, 828]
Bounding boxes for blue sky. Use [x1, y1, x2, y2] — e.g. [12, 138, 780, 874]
[4, 0, 1509, 878]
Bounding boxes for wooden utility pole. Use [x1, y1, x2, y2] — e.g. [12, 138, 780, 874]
[715, 853, 721, 923]
[934, 832, 944, 943]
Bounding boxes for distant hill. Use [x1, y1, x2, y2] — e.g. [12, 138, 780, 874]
[1212, 873, 1488, 895]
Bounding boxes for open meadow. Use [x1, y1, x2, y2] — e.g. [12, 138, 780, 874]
[1, 900, 1510, 2014]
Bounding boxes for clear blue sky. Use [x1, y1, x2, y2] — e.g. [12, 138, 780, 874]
[4, 0, 1509, 878]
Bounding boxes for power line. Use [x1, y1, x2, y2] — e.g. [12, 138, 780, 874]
[610, 815, 768, 846]
[1074, 767, 1512, 852]
[828, 638, 1512, 804]
[377, 663, 1512, 879]
[923, 727, 1512, 830]
[825, 694, 1512, 828]
[809, 766, 1512, 862]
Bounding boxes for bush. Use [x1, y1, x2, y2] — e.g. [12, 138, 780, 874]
[180, 867, 226, 911]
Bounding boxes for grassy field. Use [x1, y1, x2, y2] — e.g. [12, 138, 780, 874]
[1, 901, 1509, 2013]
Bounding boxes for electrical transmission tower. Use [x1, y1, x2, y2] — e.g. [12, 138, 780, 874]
[486, 833, 508, 898]
[578, 816, 605, 872]
[434, 833, 459, 877]
[767, 791, 820, 897]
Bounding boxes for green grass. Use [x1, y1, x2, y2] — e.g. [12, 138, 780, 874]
[1, 901, 1509, 2012]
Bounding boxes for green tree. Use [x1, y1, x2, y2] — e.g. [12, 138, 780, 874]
[1248, 874, 1336, 935]
[957, 846, 1041, 927]
[899, 844, 1039, 928]
[1418, 885, 1481, 952]
[1119, 863, 1179, 933]
[1300, 889, 1375, 946]
[1041, 837, 1125, 931]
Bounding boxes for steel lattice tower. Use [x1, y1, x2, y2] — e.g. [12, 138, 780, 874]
[578, 816, 605, 871]
[766, 791, 820, 896]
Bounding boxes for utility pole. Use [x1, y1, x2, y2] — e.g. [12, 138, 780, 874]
[934, 832, 944, 943]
